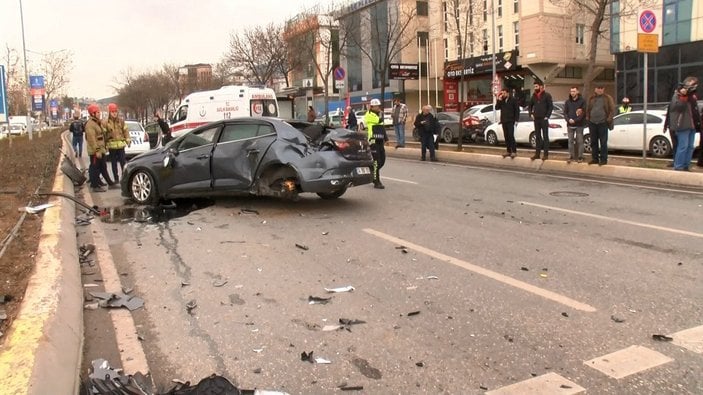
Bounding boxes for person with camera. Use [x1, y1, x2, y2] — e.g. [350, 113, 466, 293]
[665, 77, 701, 171]
[494, 88, 520, 158]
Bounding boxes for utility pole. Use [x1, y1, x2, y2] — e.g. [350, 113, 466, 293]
[491, 0, 497, 123]
[19, 0, 33, 140]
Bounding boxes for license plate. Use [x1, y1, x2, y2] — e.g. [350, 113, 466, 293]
[355, 167, 371, 175]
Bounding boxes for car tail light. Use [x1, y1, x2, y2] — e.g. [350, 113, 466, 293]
[332, 139, 351, 151]
[548, 123, 562, 128]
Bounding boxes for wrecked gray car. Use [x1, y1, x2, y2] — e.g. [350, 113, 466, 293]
[120, 118, 373, 204]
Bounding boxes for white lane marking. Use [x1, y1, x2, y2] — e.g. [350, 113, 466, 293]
[671, 325, 703, 354]
[519, 201, 703, 239]
[383, 176, 418, 185]
[486, 372, 585, 395]
[584, 345, 673, 379]
[395, 158, 703, 195]
[363, 228, 597, 312]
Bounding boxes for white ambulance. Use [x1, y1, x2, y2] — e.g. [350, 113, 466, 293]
[169, 85, 279, 137]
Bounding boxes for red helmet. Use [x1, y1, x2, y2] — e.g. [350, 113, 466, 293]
[108, 103, 118, 112]
[88, 104, 100, 115]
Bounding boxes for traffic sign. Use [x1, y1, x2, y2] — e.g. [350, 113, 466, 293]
[335, 80, 345, 89]
[639, 10, 656, 33]
[333, 67, 345, 81]
[0, 66, 7, 123]
[637, 33, 659, 53]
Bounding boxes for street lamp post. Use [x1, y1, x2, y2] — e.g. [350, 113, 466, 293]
[19, 0, 33, 140]
[491, 0, 497, 122]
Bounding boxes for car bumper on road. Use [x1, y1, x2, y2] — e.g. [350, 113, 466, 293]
[298, 162, 374, 192]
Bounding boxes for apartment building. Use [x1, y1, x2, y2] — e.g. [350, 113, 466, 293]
[178, 63, 213, 96]
[610, 0, 703, 103]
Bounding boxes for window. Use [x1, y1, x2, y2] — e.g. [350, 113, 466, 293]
[556, 66, 583, 79]
[513, 21, 520, 48]
[456, 36, 462, 58]
[513, 0, 518, 14]
[442, 1, 448, 30]
[444, 38, 449, 61]
[220, 124, 259, 143]
[497, 0, 502, 18]
[576, 24, 585, 45]
[419, 61, 428, 77]
[174, 105, 188, 123]
[417, 0, 428, 16]
[469, 32, 474, 56]
[483, 0, 488, 22]
[179, 126, 218, 151]
[663, 0, 693, 46]
[482, 29, 488, 55]
[417, 31, 429, 47]
[468, 2, 473, 25]
[498, 25, 503, 52]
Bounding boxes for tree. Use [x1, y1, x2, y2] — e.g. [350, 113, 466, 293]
[39, 50, 73, 106]
[3, 44, 26, 115]
[340, 1, 417, 113]
[116, 69, 178, 123]
[548, 0, 654, 95]
[223, 23, 285, 86]
[286, 13, 347, 124]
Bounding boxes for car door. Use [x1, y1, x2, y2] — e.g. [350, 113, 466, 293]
[167, 125, 220, 194]
[514, 112, 532, 143]
[610, 113, 643, 150]
[211, 120, 277, 191]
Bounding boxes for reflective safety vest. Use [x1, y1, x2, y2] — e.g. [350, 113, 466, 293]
[364, 110, 381, 141]
[618, 105, 631, 114]
[105, 117, 129, 149]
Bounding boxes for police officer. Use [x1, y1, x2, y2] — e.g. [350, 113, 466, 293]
[85, 104, 115, 192]
[364, 99, 387, 189]
[105, 103, 130, 182]
[69, 111, 85, 158]
[618, 97, 632, 114]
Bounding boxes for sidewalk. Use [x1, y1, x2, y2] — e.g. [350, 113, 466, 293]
[1, 134, 700, 395]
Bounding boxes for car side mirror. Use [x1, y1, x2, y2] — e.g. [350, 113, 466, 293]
[163, 149, 177, 168]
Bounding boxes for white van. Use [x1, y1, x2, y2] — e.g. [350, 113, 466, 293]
[170, 85, 279, 137]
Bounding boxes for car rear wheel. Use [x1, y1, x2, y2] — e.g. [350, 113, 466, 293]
[486, 130, 498, 146]
[529, 132, 537, 149]
[442, 128, 454, 143]
[649, 136, 672, 158]
[317, 186, 348, 200]
[583, 134, 592, 153]
[130, 170, 158, 205]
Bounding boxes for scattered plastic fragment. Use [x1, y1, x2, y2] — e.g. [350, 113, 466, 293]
[19, 203, 54, 214]
[89, 291, 144, 311]
[308, 295, 332, 305]
[560, 384, 573, 389]
[186, 299, 197, 314]
[322, 231, 329, 235]
[322, 325, 343, 331]
[520, 267, 529, 271]
[122, 286, 133, 294]
[339, 385, 364, 391]
[339, 318, 366, 331]
[84, 302, 99, 310]
[301, 351, 315, 363]
[0, 309, 7, 320]
[480, 385, 488, 390]
[561, 312, 569, 318]
[415, 362, 424, 367]
[213, 279, 228, 287]
[253, 348, 264, 353]
[253, 367, 262, 374]
[652, 334, 673, 342]
[181, 281, 190, 287]
[539, 273, 548, 278]
[426, 276, 439, 280]
[406, 286, 417, 290]
[314, 357, 332, 364]
[611, 315, 625, 323]
[240, 208, 260, 215]
[324, 286, 354, 293]
[407, 311, 420, 316]
[295, 243, 309, 251]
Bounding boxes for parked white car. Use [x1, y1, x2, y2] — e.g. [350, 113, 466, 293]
[124, 121, 152, 158]
[584, 110, 699, 158]
[483, 111, 572, 148]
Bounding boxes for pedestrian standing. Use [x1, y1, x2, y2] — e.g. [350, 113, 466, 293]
[105, 103, 130, 183]
[414, 105, 438, 162]
[364, 99, 387, 189]
[392, 98, 408, 148]
[564, 86, 587, 163]
[307, 106, 316, 122]
[697, 105, 703, 168]
[346, 106, 358, 131]
[69, 111, 85, 158]
[666, 77, 701, 171]
[85, 104, 115, 192]
[585, 85, 616, 166]
[494, 88, 520, 158]
[527, 82, 554, 160]
[618, 97, 632, 114]
[155, 111, 172, 144]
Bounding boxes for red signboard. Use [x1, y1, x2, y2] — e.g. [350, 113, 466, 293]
[443, 80, 459, 111]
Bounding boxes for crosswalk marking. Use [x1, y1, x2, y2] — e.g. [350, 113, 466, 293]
[584, 345, 673, 379]
[485, 372, 585, 394]
[671, 325, 703, 354]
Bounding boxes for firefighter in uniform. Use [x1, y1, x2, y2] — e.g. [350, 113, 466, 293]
[364, 99, 387, 189]
[105, 103, 130, 182]
[85, 104, 115, 192]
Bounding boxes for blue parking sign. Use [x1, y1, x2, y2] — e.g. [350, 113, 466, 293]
[0, 65, 8, 123]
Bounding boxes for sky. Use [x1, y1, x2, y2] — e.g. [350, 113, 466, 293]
[0, 0, 328, 99]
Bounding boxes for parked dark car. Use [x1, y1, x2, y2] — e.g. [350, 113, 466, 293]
[413, 111, 483, 143]
[121, 118, 373, 204]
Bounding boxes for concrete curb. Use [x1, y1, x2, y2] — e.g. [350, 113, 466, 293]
[386, 147, 703, 188]
[0, 138, 83, 394]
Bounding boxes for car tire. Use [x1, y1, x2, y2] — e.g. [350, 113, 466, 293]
[486, 130, 498, 146]
[129, 169, 158, 205]
[442, 128, 454, 143]
[649, 136, 672, 158]
[529, 132, 537, 149]
[583, 134, 592, 153]
[317, 186, 348, 200]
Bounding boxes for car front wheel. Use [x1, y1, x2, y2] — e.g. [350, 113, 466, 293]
[130, 169, 158, 205]
[486, 130, 498, 146]
[442, 128, 454, 143]
[529, 132, 537, 149]
[649, 136, 672, 158]
[317, 186, 347, 200]
[583, 134, 592, 153]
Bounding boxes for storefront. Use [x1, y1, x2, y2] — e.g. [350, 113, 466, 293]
[443, 50, 527, 111]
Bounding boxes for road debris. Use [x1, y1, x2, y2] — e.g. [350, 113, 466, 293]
[611, 315, 626, 323]
[89, 291, 144, 311]
[240, 208, 260, 215]
[0, 309, 7, 320]
[338, 384, 364, 391]
[295, 243, 309, 251]
[406, 311, 421, 317]
[324, 285, 355, 293]
[0, 295, 11, 304]
[561, 312, 569, 318]
[560, 384, 573, 389]
[322, 231, 329, 235]
[83, 358, 151, 394]
[415, 362, 425, 367]
[652, 334, 673, 342]
[80, 243, 95, 259]
[301, 351, 315, 363]
[181, 281, 190, 287]
[520, 266, 529, 271]
[253, 348, 264, 353]
[314, 357, 332, 364]
[426, 275, 439, 280]
[322, 325, 343, 331]
[308, 295, 332, 305]
[186, 299, 197, 314]
[339, 318, 367, 331]
[213, 279, 228, 287]
[19, 203, 55, 214]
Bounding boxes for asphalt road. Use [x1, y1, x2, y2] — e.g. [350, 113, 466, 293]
[91, 158, 703, 394]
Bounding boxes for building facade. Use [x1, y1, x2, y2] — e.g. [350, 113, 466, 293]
[178, 63, 213, 97]
[610, 0, 703, 104]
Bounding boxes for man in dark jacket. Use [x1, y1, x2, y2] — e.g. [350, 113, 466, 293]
[494, 88, 520, 158]
[69, 111, 85, 158]
[586, 85, 616, 166]
[346, 106, 357, 130]
[666, 77, 701, 171]
[527, 82, 553, 160]
[413, 105, 438, 161]
[155, 111, 172, 144]
[564, 86, 587, 163]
